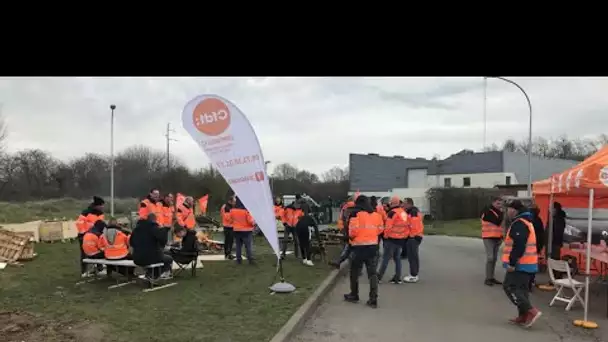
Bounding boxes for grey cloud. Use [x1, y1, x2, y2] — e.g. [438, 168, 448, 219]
[1, 77, 606, 175]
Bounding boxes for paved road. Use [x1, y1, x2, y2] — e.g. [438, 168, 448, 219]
[293, 236, 608, 342]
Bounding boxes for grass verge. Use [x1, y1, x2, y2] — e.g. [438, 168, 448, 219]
[0, 238, 340, 342]
[425, 219, 480, 238]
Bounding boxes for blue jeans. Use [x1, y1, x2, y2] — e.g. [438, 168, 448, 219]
[234, 231, 253, 262]
[377, 239, 403, 280]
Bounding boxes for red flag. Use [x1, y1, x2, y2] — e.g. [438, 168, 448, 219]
[176, 193, 186, 208]
[198, 195, 209, 215]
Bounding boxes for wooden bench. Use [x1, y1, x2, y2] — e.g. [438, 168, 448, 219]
[79, 258, 177, 292]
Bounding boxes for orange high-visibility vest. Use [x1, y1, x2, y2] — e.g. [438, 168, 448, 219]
[138, 199, 163, 221]
[501, 218, 538, 273]
[75, 213, 104, 235]
[230, 208, 255, 232]
[158, 204, 174, 227]
[274, 205, 284, 220]
[98, 229, 130, 260]
[177, 205, 196, 229]
[220, 204, 232, 227]
[348, 211, 384, 246]
[407, 211, 424, 238]
[82, 232, 102, 256]
[384, 207, 408, 239]
[481, 208, 503, 239]
[284, 208, 303, 227]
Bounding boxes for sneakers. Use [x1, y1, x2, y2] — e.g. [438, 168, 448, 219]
[343, 293, 360, 303]
[96, 269, 107, 276]
[366, 299, 378, 309]
[389, 278, 403, 284]
[160, 271, 173, 280]
[508, 315, 527, 325]
[403, 275, 419, 283]
[491, 278, 503, 285]
[522, 308, 542, 328]
[303, 259, 314, 266]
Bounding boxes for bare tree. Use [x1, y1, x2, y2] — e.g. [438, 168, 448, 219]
[321, 166, 349, 183]
[0, 104, 8, 151]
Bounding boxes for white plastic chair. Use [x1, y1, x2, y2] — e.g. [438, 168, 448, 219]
[547, 258, 586, 311]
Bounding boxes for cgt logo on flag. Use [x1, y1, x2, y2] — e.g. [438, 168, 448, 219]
[255, 171, 265, 182]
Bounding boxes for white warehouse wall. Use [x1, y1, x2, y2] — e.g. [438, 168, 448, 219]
[426, 172, 518, 188]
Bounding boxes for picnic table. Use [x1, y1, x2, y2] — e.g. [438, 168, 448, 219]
[571, 248, 608, 317]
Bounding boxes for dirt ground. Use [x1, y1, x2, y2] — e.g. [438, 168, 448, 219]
[0, 311, 106, 342]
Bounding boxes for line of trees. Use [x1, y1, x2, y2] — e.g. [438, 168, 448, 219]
[483, 134, 608, 161]
[0, 147, 349, 207]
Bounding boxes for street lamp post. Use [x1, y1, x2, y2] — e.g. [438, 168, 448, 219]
[486, 77, 533, 196]
[110, 104, 116, 217]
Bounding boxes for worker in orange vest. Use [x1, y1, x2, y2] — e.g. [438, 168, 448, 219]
[138, 188, 163, 221]
[282, 197, 304, 259]
[343, 195, 384, 308]
[98, 219, 133, 277]
[76, 196, 105, 277]
[230, 196, 256, 265]
[502, 200, 542, 327]
[159, 193, 175, 228]
[481, 196, 505, 286]
[402, 198, 424, 283]
[81, 219, 107, 276]
[177, 196, 196, 230]
[221, 195, 236, 259]
[274, 197, 285, 222]
[377, 196, 407, 284]
[328, 197, 357, 268]
[336, 196, 355, 231]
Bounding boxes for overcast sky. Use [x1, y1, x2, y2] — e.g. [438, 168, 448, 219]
[0, 77, 606, 175]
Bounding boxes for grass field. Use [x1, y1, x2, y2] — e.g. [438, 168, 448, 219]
[0, 198, 139, 223]
[425, 219, 479, 238]
[0, 237, 341, 342]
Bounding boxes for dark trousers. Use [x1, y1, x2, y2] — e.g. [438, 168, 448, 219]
[107, 254, 135, 277]
[146, 254, 174, 278]
[282, 226, 300, 258]
[296, 226, 311, 260]
[338, 243, 351, 264]
[405, 237, 421, 277]
[503, 271, 534, 315]
[223, 227, 234, 257]
[377, 239, 403, 280]
[78, 234, 87, 273]
[234, 231, 253, 262]
[349, 246, 379, 301]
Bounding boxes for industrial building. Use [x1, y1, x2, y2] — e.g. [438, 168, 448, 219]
[348, 150, 578, 213]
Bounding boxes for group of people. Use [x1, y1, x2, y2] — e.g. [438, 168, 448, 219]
[321, 194, 425, 308]
[481, 196, 567, 328]
[76, 188, 201, 281]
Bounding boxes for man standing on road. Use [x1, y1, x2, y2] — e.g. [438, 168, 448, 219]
[502, 200, 542, 328]
[343, 195, 384, 308]
[377, 196, 407, 284]
[403, 198, 423, 283]
[482, 197, 504, 286]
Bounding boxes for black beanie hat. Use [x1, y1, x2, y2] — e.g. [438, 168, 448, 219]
[92, 196, 105, 206]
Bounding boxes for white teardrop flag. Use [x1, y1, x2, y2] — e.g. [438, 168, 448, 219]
[182, 94, 279, 257]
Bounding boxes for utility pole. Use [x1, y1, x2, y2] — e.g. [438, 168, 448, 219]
[110, 104, 116, 217]
[165, 123, 177, 172]
[483, 77, 487, 150]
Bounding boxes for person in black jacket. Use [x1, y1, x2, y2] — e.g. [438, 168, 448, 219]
[129, 214, 173, 280]
[296, 203, 320, 266]
[167, 225, 198, 265]
[551, 202, 566, 260]
[528, 205, 545, 290]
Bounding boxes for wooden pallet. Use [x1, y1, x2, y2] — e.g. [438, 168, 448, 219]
[13, 231, 36, 261]
[0, 229, 29, 263]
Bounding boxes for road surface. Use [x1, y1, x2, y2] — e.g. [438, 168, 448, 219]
[293, 236, 607, 342]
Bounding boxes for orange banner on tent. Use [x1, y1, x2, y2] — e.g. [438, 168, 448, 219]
[198, 195, 209, 215]
[533, 145, 608, 197]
